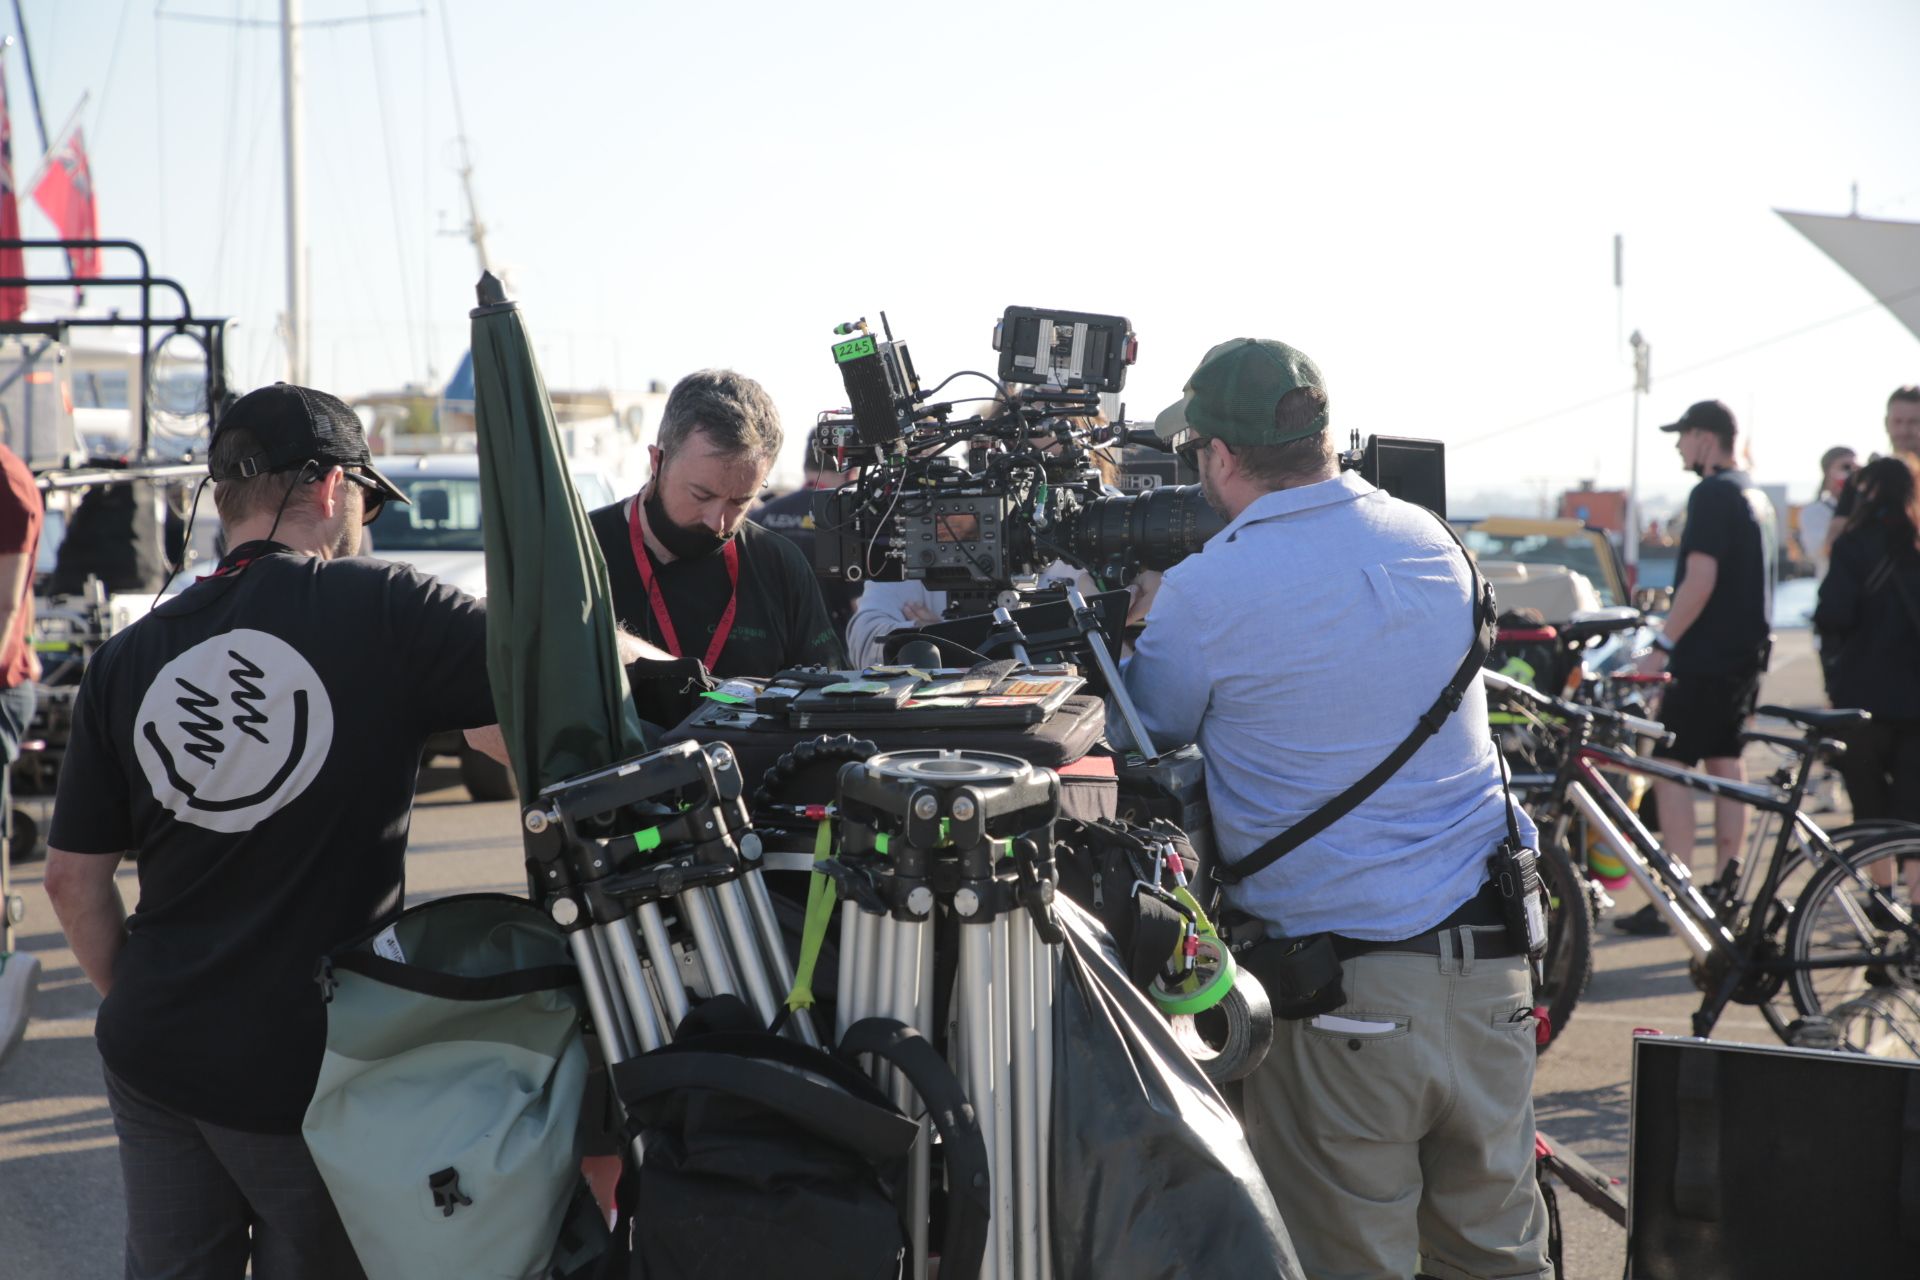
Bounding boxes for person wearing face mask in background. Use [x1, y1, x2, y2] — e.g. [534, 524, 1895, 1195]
[587, 370, 844, 711]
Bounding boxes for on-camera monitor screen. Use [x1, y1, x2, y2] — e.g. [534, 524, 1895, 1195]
[936, 512, 982, 542]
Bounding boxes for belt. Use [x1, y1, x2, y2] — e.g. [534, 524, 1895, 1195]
[1329, 883, 1522, 961]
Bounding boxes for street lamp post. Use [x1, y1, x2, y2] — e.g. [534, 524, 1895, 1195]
[1627, 330, 1651, 587]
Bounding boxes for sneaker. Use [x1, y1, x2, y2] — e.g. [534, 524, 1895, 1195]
[1614, 903, 1671, 936]
[1865, 896, 1911, 932]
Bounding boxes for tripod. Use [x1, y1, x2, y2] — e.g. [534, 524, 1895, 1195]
[831, 749, 1065, 1280]
[521, 738, 821, 1161]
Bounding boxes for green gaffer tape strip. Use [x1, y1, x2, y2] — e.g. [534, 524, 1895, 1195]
[633, 827, 662, 853]
[833, 335, 877, 363]
[787, 820, 837, 1012]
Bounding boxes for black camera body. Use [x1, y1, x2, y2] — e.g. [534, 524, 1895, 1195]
[811, 307, 1448, 618]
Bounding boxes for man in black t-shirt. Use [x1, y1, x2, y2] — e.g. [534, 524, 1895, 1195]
[1620, 399, 1776, 935]
[43, 385, 499, 1278]
[751, 459, 862, 639]
[588, 369, 842, 715]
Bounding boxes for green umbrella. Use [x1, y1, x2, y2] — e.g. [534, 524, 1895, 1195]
[471, 271, 646, 799]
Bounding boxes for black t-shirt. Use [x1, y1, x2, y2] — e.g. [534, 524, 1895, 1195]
[751, 487, 861, 637]
[1672, 468, 1775, 675]
[588, 500, 843, 676]
[48, 543, 494, 1133]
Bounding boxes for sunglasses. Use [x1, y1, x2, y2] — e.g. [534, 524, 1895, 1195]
[1170, 429, 1209, 467]
[334, 468, 389, 524]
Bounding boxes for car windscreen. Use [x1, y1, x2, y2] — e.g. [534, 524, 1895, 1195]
[365, 471, 616, 552]
[1462, 529, 1619, 606]
[367, 477, 484, 551]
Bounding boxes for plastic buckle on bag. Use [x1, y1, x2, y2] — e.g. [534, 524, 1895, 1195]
[314, 957, 336, 1005]
[429, 1167, 472, 1217]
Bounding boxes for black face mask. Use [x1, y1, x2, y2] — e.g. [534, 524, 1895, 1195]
[643, 482, 729, 561]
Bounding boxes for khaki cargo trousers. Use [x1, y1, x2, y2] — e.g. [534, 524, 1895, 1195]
[1242, 928, 1551, 1280]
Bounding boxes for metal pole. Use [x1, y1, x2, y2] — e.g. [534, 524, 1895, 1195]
[7, 1, 50, 151]
[635, 901, 690, 1032]
[1627, 331, 1650, 587]
[281, 0, 308, 384]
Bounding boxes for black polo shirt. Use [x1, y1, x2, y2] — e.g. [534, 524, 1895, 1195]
[588, 500, 843, 677]
[48, 543, 494, 1133]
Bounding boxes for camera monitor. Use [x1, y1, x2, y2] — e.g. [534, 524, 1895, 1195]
[1361, 435, 1447, 520]
[994, 307, 1136, 393]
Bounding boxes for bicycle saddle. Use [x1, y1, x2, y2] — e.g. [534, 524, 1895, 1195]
[1755, 705, 1871, 732]
[1557, 607, 1644, 645]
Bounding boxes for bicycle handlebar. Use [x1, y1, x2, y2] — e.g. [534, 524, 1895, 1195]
[1481, 669, 1675, 745]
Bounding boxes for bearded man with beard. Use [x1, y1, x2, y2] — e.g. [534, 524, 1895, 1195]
[1121, 340, 1549, 1280]
[589, 369, 842, 709]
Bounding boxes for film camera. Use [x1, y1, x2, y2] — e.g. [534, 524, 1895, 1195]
[811, 307, 1450, 619]
[812, 307, 1221, 616]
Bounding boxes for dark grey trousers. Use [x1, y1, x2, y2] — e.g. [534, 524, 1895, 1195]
[103, 1067, 365, 1280]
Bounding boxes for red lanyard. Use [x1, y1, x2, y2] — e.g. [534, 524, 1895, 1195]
[627, 496, 740, 669]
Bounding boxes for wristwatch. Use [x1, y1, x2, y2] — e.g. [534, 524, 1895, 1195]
[1653, 632, 1676, 654]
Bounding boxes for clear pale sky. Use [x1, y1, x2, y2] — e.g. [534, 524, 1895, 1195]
[16, 0, 1920, 514]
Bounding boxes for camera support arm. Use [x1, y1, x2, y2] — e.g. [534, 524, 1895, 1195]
[1066, 587, 1161, 763]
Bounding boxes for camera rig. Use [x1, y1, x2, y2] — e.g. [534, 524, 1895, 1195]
[812, 307, 1220, 618]
[810, 307, 1449, 622]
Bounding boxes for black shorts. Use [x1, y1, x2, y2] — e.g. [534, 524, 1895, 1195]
[1654, 668, 1761, 766]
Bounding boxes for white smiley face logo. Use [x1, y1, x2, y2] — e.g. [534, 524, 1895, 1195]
[133, 629, 335, 833]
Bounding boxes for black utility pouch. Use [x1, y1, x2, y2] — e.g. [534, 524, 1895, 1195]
[1238, 933, 1346, 1021]
[1488, 841, 1550, 961]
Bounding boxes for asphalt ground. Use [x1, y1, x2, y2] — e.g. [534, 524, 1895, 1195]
[0, 631, 1836, 1278]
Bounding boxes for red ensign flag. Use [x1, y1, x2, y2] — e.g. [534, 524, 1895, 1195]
[0, 63, 24, 320]
[31, 121, 98, 279]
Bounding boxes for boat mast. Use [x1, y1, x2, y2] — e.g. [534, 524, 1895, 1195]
[281, 0, 307, 384]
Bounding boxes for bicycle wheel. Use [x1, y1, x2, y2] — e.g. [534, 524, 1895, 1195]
[1534, 836, 1594, 1052]
[1784, 835, 1920, 1057]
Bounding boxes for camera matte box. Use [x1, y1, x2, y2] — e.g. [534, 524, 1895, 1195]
[1627, 1033, 1920, 1278]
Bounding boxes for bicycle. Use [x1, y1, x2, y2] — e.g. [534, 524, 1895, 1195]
[1486, 669, 1920, 1057]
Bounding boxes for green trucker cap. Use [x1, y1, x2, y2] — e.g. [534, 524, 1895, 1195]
[1153, 338, 1330, 446]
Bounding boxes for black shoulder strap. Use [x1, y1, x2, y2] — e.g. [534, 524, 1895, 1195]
[1215, 514, 1496, 886]
[839, 1017, 990, 1280]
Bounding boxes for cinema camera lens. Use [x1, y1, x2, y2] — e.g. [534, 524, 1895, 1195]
[1061, 484, 1225, 572]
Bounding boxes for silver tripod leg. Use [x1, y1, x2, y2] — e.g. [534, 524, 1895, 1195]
[989, 914, 1016, 1280]
[635, 902, 690, 1035]
[958, 923, 1002, 1280]
[889, 917, 933, 1280]
[604, 918, 666, 1053]
[568, 927, 647, 1169]
[835, 900, 862, 1039]
[742, 869, 820, 1048]
[1009, 915, 1041, 1279]
[716, 879, 781, 1029]
[1036, 933, 1056, 1280]
[680, 887, 740, 999]
[590, 926, 641, 1057]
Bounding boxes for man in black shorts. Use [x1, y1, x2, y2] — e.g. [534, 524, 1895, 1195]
[1620, 399, 1776, 934]
[588, 369, 842, 723]
[43, 384, 502, 1277]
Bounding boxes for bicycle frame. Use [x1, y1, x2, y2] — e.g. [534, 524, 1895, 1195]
[1543, 718, 1854, 1038]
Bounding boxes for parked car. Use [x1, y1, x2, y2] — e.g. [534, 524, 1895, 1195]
[365, 454, 620, 800]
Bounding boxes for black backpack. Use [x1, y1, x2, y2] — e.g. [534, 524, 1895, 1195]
[606, 998, 988, 1280]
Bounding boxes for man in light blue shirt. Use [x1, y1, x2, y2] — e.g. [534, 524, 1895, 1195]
[1125, 338, 1547, 1280]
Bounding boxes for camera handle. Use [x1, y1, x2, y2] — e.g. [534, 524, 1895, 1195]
[1065, 587, 1161, 763]
[978, 606, 1034, 666]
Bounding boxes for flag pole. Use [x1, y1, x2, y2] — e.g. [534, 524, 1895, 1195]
[6, 0, 47, 154]
[16, 92, 85, 201]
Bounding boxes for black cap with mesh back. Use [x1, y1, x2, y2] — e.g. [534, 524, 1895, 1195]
[208, 383, 410, 507]
[1657, 399, 1737, 445]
